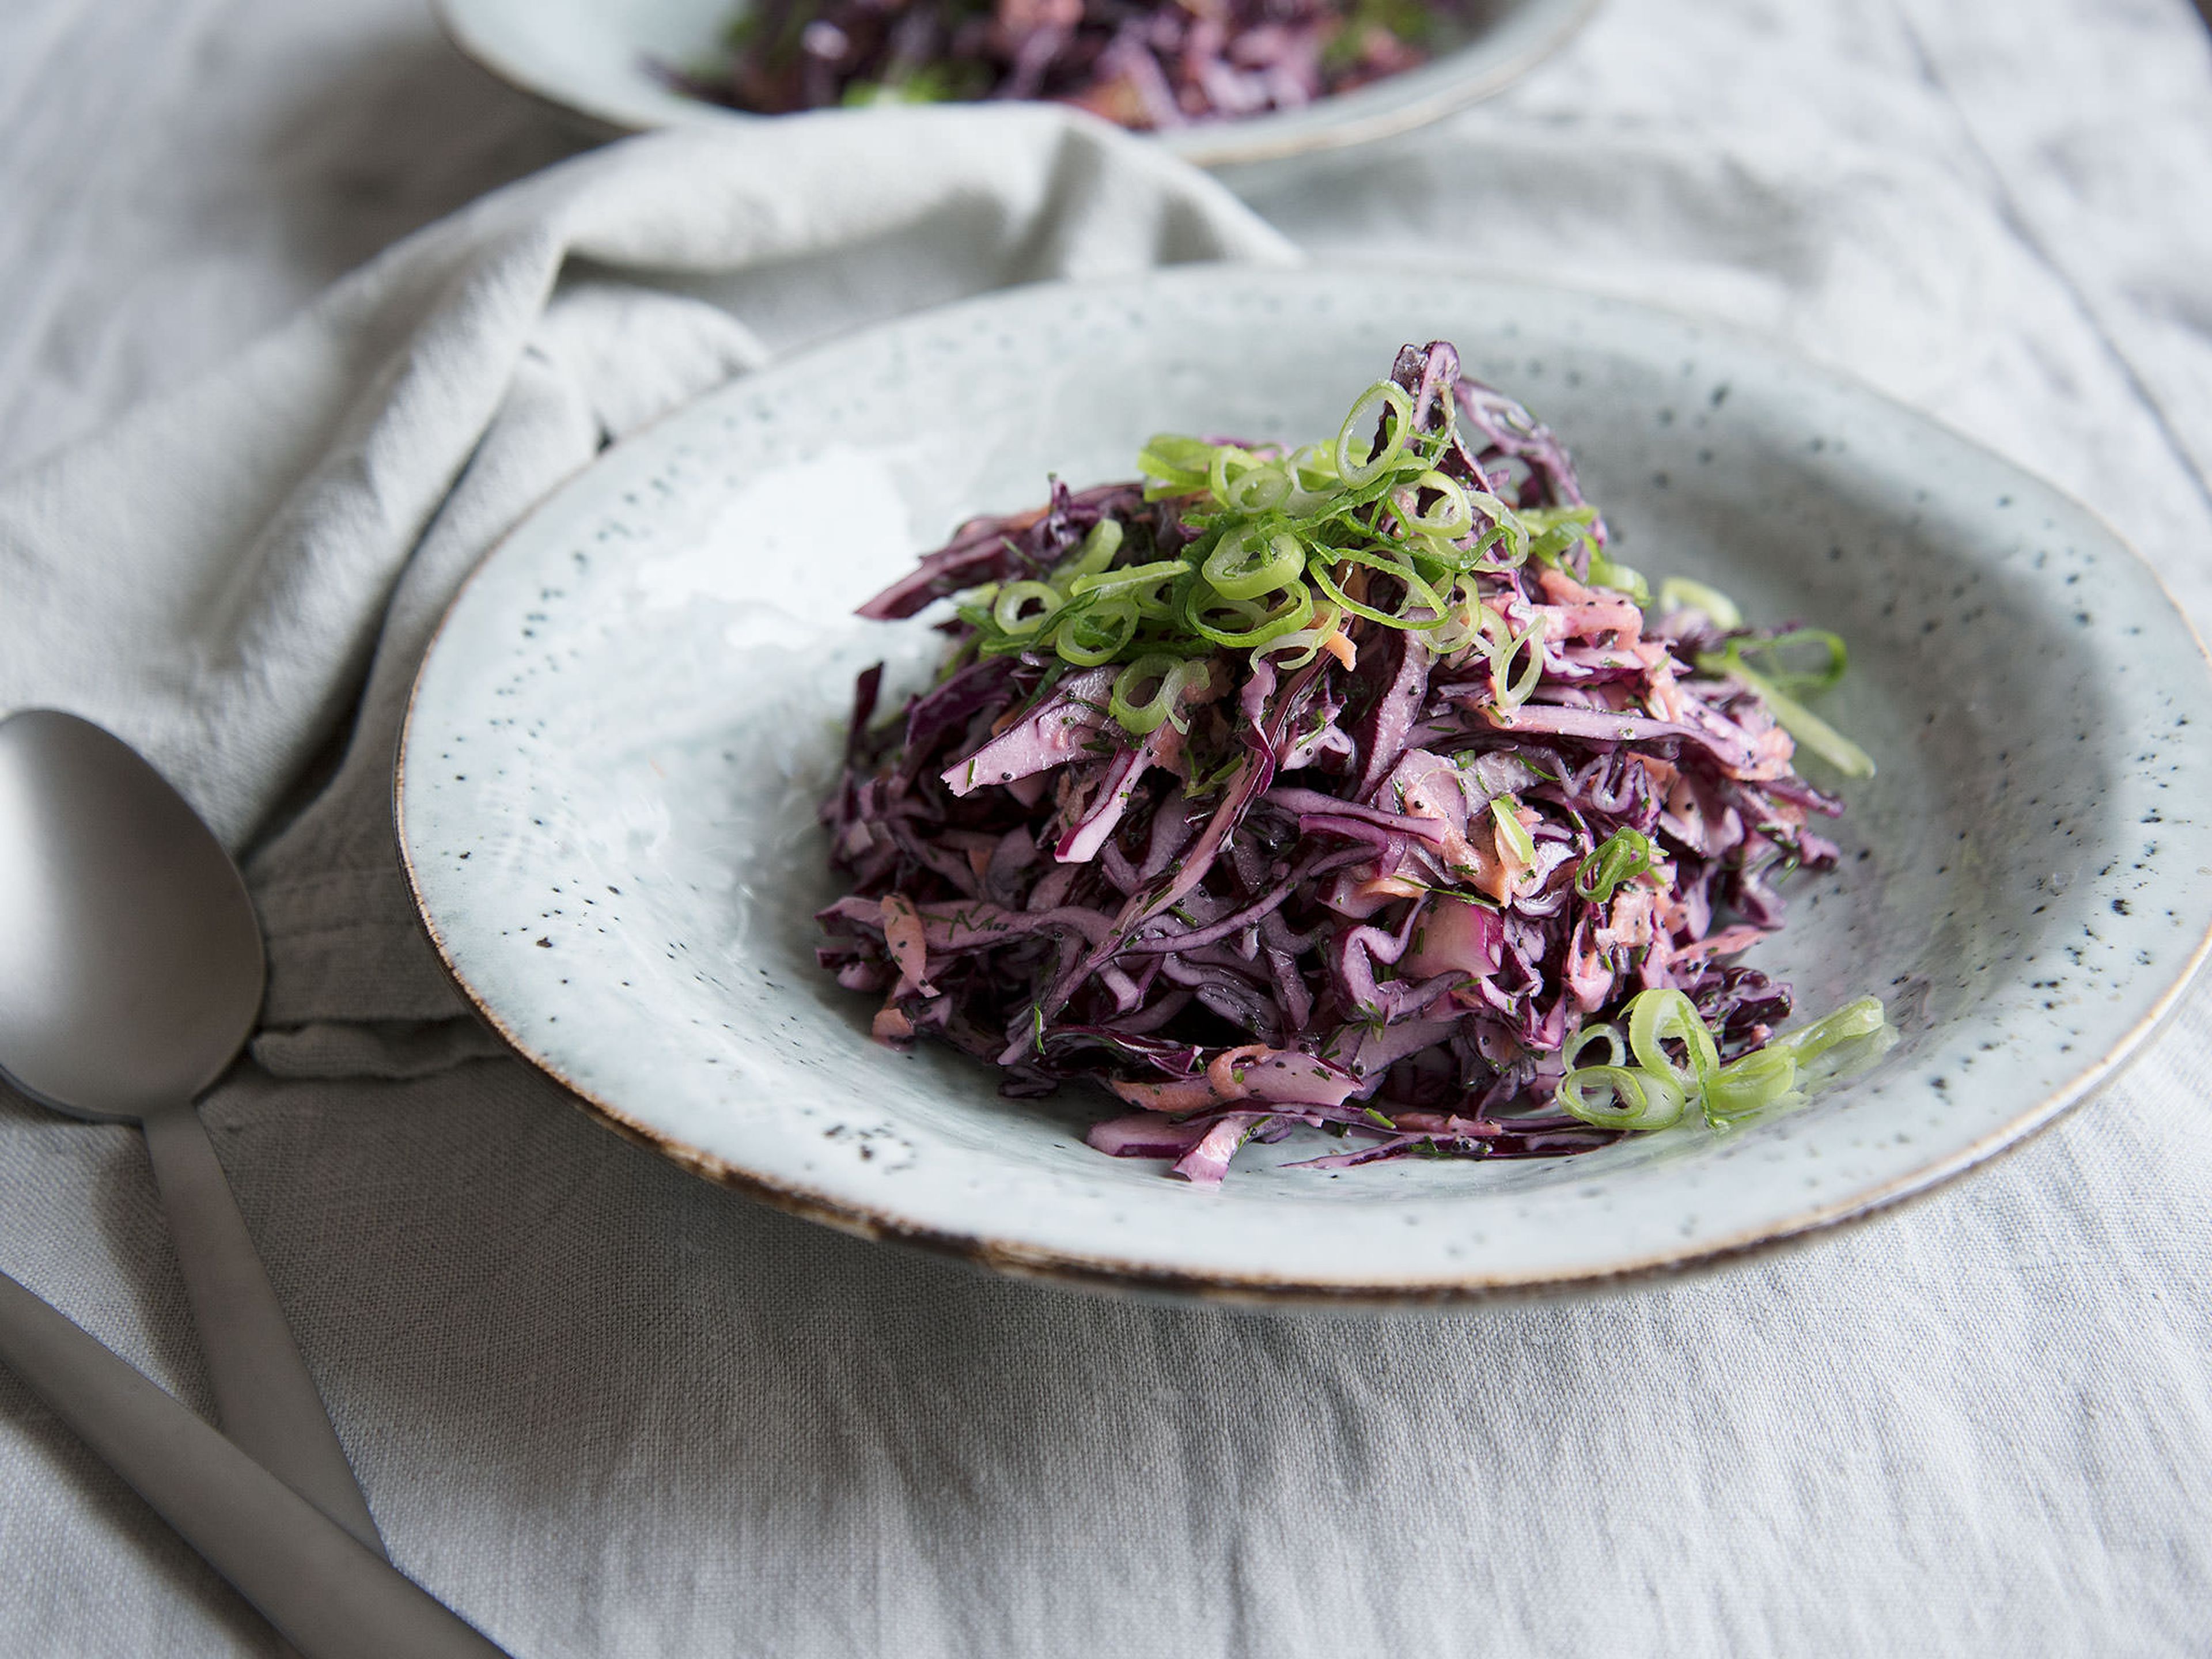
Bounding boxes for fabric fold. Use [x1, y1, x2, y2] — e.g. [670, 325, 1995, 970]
[0, 107, 1292, 1080]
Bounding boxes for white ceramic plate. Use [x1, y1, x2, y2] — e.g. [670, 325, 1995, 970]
[399, 265, 2212, 1303]
[433, 0, 1601, 168]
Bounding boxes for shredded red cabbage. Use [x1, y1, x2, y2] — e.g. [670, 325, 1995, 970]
[677, 0, 1470, 128]
[818, 342, 1883, 1185]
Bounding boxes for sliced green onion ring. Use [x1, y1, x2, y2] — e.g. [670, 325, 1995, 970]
[1478, 605, 1545, 708]
[1282, 443, 1341, 513]
[1202, 525, 1306, 601]
[991, 580, 1062, 635]
[1183, 581, 1314, 650]
[1250, 602, 1343, 672]
[1056, 517, 1123, 583]
[1426, 580, 1487, 656]
[1558, 1065, 1688, 1131]
[1308, 547, 1450, 632]
[1393, 469, 1474, 539]
[1302, 555, 1387, 631]
[1110, 654, 1198, 736]
[1206, 445, 1260, 509]
[1625, 987, 1720, 1104]
[1281, 456, 1435, 539]
[1340, 545, 1450, 618]
[1523, 504, 1599, 536]
[1134, 571, 1191, 620]
[1564, 1022, 1627, 1072]
[1055, 595, 1138, 666]
[1335, 381, 1416, 487]
[1497, 627, 1545, 709]
[1575, 827, 1658, 903]
[1464, 490, 1531, 567]
[1226, 465, 1291, 514]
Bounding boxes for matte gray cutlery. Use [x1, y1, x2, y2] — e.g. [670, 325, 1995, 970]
[0, 1267, 506, 1658]
[0, 707, 379, 1549]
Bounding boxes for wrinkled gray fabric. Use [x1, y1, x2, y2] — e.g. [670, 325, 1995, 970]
[2, 1, 2210, 1655]
[0, 100, 1290, 1082]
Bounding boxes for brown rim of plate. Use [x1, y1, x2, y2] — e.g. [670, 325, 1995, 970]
[429, 0, 1608, 172]
[389, 274, 2212, 1308]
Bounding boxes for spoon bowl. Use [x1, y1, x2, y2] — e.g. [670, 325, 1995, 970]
[0, 711, 263, 1120]
[0, 707, 382, 1554]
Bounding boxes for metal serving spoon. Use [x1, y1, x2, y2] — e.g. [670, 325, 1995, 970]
[0, 708, 379, 1550]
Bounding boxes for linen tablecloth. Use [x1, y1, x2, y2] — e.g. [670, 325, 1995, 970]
[3, 2, 2211, 1654]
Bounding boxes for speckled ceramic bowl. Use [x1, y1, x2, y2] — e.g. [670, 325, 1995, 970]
[433, 0, 1601, 168]
[397, 265, 2212, 1304]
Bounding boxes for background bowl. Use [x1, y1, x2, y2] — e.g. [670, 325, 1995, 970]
[398, 265, 2212, 1303]
[433, 0, 1604, 167]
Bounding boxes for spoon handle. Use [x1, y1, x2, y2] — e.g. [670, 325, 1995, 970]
[139, 1098, 384, 1556]
[0, 1269, 508, 1658]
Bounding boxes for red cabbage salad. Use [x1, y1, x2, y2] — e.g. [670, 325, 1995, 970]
[683, 0, 1471, 128]
[817, 341, 1894, 1187]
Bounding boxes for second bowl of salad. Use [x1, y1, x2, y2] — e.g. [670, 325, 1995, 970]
[434, 0, 1604, 165]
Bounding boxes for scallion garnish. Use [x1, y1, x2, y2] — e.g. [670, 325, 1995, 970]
[1558, 990, 1894, 1132]
[1108, 655, 1207, 737]
[949, 377, 1647, 685]
[1490, 797, 1537, 866]
[1575, 827, 1658, 903]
